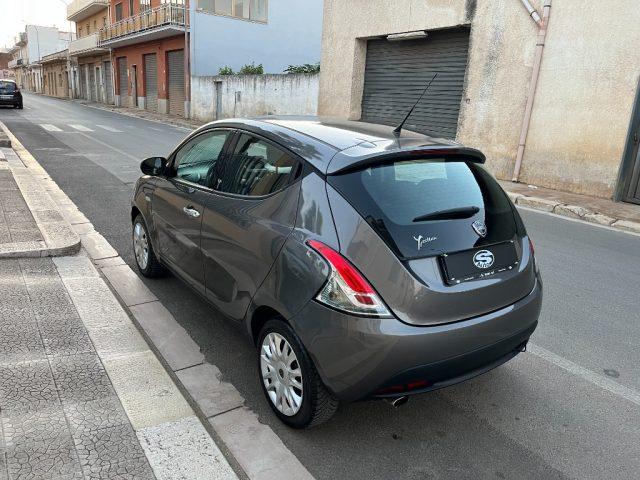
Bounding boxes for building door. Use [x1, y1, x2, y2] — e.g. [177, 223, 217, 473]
[95, 66, 102, 103]
[104, 61, 114, 104]
[360, 28, 470, 139]
[118, 57, 128, 106]
[167, 50, 185, 116]
[144, 53, 158, 112]
[131, 65, 138, 107]
[79, 65, 87, 100]
[89, 65, 97, 102]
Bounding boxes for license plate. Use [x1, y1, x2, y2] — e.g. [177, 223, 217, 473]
[0, 95, 12, 100]
[441, 241, 519, 284]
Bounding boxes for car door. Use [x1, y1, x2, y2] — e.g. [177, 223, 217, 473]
[201, 132, 303, 321]
[151, 129, 233, 294]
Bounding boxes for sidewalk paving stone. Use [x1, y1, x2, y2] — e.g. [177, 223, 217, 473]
[0, 257, 157, 480]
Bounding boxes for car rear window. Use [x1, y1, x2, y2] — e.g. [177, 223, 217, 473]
[0, 81, 16, 92]
[328, 158, 517, 259]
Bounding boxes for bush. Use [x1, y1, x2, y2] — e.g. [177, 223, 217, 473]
[218, 66, 234, 75]
[238, 62, 264, 75]
[284, 63, 320, 74]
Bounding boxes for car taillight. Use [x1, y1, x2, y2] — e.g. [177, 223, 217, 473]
[307, 240, 392, 318]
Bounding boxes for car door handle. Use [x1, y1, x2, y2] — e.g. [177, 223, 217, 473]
[183, 206, 201, 218]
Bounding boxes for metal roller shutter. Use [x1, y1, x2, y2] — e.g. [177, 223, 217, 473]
[144, 54, 158, 112]
[89, 65, 97, 102]
[118, 57, 129, 107]
[361, 28, 470, 139]
[167, 50, 185, 116]
[103, 61, 114, 104]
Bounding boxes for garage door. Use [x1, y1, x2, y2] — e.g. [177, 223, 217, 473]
[118, 57, 129, 107]
[103, 61, 114, 104]
[167, 50, 185, 116]
[144, 54, 158, 112]
[361, 28, 470, 139]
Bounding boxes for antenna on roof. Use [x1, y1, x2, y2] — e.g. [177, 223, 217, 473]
[393, 73, 438, 137]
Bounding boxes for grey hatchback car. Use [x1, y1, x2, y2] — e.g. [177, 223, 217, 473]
[131, 117, 542, 428]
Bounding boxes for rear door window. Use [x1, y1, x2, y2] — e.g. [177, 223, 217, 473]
[218, 133, 299, 196]
[328, 158, 517, 259]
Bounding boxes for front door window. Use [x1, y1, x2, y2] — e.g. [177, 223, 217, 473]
[173, 130, 230, 188]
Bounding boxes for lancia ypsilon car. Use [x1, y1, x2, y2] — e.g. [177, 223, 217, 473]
[0, 79, 22, 109]
[131, 117, 542, 428]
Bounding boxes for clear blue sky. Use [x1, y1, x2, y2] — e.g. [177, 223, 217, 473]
[0, 0, 72, 49]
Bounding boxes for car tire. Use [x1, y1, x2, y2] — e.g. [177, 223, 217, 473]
[17, 103, 23, 109]
[132, 214, 164, 278]
[257, 318, 339, 429]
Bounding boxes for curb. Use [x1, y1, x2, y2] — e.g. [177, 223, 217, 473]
[0, 122, 81, 258]
[1, 122, 314, 480]
[505, 190, 640, 235]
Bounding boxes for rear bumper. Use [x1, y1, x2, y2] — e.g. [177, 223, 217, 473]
[0, 97, 20, 106]
[291, 276, 542, 402]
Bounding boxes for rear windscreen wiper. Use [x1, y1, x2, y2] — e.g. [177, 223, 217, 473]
[413, 206, 480, 222]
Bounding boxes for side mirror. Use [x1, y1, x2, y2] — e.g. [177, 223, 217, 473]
[140, 157, 167, 176]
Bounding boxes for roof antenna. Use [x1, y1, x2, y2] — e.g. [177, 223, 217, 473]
[393, 73, 438, 137]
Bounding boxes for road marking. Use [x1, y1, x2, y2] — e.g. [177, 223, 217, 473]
[96, 124, 123, 133]
[69, 124, 94, 132]
[529, 343, 640, 407]
[40, 124, 63, 132]
[76, 132, 139, 162]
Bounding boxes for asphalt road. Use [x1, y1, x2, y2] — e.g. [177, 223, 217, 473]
[3, 93, 640, 479]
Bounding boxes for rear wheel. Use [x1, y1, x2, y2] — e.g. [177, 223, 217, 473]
[258, 319, 339, 429]
[132, 214, 164, 278]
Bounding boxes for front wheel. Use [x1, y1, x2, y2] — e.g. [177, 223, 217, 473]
[132, 214, 164, 277]
[258, 319, 339, 429]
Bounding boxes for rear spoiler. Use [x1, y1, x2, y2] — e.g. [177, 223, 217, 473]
[327, 146, 486, 175]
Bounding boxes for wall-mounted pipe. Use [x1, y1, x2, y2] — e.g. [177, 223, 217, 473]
[512, 0, 552, 182]
[519, 0, 542, 26]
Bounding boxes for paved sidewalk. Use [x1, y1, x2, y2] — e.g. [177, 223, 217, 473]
[79, 102, 203, 131]
[0, 170, 42, 246]
[0, 253, 238, 480]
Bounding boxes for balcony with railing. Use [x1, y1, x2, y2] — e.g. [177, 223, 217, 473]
[69, 33, 107, 56]
[98, 4, 188, 48]
[67, 0, 109, 22]
[8, 58, 24, 69]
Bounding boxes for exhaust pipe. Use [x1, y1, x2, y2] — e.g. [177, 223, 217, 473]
[385, 396, 409, 407]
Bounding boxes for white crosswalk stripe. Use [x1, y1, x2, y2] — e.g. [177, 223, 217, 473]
[40, 124, 62, 132]
[69, 124, 94, 132]
[96, 125, 123, 133]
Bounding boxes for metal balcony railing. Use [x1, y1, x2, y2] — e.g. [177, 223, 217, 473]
[99, 4, 188, 44]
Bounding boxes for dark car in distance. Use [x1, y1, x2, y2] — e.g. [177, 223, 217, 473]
[0, 80, 23, 109]
[131, 117, 542, 428]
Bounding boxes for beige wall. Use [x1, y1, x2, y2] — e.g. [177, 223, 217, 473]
[319, 0, 640, 199]
[76, 8, 109, 38]
[42, 62, 69, 98]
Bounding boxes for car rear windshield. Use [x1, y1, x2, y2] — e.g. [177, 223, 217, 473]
[328, 158, 518, 259]
[0, 81, 16, 92]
